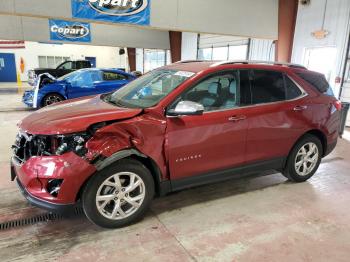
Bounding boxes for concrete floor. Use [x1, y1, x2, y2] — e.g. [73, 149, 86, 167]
[1, 93, 350, 262]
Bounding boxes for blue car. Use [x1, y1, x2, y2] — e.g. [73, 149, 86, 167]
[23, 68, 136, 108]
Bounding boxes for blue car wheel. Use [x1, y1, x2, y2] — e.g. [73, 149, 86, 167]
[42, 93, 65, 107]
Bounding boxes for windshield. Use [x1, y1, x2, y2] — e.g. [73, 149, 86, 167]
[106, 69, 194, 108]
[57, 70, 81, 81]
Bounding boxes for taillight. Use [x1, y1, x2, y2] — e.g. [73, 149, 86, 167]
[334, 100, 342, 111]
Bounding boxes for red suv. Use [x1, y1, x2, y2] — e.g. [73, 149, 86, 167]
[11, 61, 341, 228]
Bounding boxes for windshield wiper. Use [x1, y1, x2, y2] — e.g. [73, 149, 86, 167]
[102, 94, 127, 108]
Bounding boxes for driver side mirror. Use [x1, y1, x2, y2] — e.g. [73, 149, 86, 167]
[167, 101, 204, 116]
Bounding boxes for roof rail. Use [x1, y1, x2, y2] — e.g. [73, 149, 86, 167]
[210, 60, 307, 69]
[174, 60, 209, 64]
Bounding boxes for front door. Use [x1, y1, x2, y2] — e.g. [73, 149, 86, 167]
[166, 71, 248, 180]
[68, 70, 102, 98]
[0, 53, 17, 82]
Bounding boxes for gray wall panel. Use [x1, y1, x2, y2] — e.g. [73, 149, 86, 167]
[14, 0, 72, 18]
[0, 0, 15, 13]
[150, 0, 178, 29]
[175, 0, 278, 39]
[0, 15, 23, 40]
[21, 17, 50, 42]
[91, 23, 170, 49]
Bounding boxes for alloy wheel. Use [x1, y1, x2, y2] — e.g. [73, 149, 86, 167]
[294, 142, 319, 176]
[44, 95, 63, 106]
[95, 172, 146, 220]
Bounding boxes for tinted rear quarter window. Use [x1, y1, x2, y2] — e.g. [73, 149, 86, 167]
[296, 72, 333, 96]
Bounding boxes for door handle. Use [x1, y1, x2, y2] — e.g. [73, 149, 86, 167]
[228, 115, 246, 122]
[293, 105, 308, 111]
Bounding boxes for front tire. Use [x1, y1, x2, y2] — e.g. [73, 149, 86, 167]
[82, 159, 155, 228]
[283, 134, 323, 182]
[42, 93, 64, 107]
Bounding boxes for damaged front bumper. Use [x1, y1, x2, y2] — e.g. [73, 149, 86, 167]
[22, 90, 35, 107]
[15, 174, 77, 214]
[11, 152, 96, 213]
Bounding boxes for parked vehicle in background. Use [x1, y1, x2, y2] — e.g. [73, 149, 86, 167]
[27, 60, 92, 86]
[12, 61, 341, 229]
[23, 68, 136, 108]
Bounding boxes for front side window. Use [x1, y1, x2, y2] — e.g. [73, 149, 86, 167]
[106, 69, 193, 108]
[172, 71, 239, 112]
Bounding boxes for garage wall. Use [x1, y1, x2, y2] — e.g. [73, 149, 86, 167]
[0, 41, 128, 81]
[181, 33, 198, 60]
[292, 0, 350, 98]
[249, 39, 275, 61]
[151, 0, 278, 39]
[0, 0, 278, 39]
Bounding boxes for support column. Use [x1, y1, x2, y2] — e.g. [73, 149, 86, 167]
[276, 0, 298, 62]
[169, 31, 182, 63]
[127, 47, 136, 72]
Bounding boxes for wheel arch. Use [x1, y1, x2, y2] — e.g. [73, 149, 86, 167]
[293, 129, 327, 157]
[75, 149, 166, 201]
[40, 92, 66, 107]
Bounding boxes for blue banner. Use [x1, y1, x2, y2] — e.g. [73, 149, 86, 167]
[49, 19, 91, 42]
[71, 0, 150, 26]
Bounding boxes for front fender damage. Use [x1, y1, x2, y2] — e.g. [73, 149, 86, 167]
[85, 115, 168, 180]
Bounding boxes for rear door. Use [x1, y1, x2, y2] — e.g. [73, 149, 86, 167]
[240, 69, 308, 164]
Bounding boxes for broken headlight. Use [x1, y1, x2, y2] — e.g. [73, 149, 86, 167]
[54, 133, 90, 157]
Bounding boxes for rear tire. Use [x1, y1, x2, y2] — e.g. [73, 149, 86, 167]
[282, 134, 323, 182]
[82, 159, 155, 228]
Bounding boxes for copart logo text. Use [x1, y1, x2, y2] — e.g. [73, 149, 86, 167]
[88, 0, 148, 16]
[51, 24, 90, 39]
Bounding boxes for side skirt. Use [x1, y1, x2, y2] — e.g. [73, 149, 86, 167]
[170, 157, 286, 192]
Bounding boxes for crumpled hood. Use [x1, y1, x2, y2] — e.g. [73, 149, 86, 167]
[19, 95, 143, 135]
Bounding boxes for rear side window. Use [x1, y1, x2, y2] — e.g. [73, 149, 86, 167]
[103, 72, 127, 81]
[296, 72, 333, 96]
[251, 70, 285, 104]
